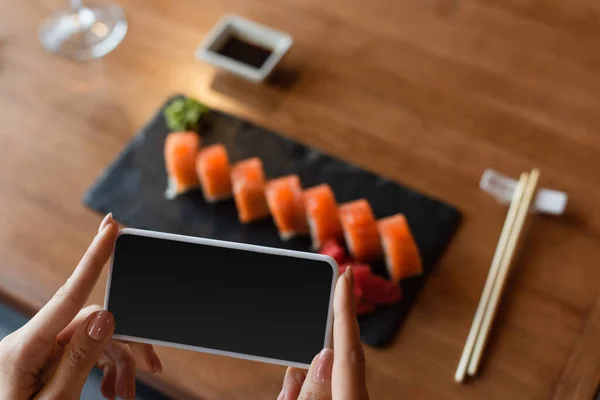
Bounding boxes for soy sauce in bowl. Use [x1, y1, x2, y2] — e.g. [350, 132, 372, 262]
[215, 35, 273, 69]
[196, 15, 293, 82]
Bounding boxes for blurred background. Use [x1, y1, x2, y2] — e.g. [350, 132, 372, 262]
[0, 1, 599, 399]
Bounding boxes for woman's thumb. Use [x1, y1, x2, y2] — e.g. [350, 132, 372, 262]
[36, 310, 114, 400]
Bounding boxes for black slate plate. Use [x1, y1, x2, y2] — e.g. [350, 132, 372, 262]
[84, 96, 461, 347]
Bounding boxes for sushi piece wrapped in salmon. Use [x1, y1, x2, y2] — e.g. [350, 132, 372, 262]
[303, 184, 343, 249]
[196, 144, 232, 202]
[231, 158, 270, 223]
[377, 214, 422, 282]
[164, 132, 201, 198]
[338, 199, 381, 261]
[265, 175, 308, 240]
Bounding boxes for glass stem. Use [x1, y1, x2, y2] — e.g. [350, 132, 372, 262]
[70, 0, 84, 10]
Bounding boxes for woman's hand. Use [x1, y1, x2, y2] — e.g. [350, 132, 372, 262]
[0, 214, 162, 400]
[278, 267, 370, 400]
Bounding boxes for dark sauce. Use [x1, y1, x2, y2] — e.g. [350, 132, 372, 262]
[216, 35, 273, 69]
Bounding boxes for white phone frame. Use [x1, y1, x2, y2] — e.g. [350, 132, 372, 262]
[104, 228, 338, 369]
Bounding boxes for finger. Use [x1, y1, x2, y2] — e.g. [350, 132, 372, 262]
[58, 306, 160, 374]
[278, 367, 306, 400]
[38, 342, 66, 386]
[58, 311, 152, 397]
[104, 341, 137, 399]
[97, 354, 117, 400]
[26, 214, 118, 342]
[59, 310, 158, 396]
[332, 268, 369, 400]
[57, 305, 103, 346]
[296, 348, 333, 400]
[36, 310, 114, 400]
[128, 342, 162, 373]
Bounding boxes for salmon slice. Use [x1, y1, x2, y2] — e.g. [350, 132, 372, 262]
[377, 214, 422, 282]
[265, 175, 308, 240]
[164, 132, 201, 198]
[303, 184, 343, 249]
[231, 158, 270, 223]
[196, 144, 232, 202]
[338, 199, 381, 261]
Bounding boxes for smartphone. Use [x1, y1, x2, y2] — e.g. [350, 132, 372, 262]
[104, 228, 338, 368]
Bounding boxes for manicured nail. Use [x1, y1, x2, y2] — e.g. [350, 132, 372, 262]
[118, 383, 134, 400]
[149, 349, 163, 373]
[345, 265, 354, 289]
[282, 368, 305, 398]
[87, 310, 114, 341]
[98, 213, 113, 233]
[277, 389, 285, 400]
[312, 348, 334, 382]
[116, 382, 127, 400]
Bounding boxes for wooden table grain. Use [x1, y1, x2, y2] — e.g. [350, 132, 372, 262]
[1, 1, 599, 399]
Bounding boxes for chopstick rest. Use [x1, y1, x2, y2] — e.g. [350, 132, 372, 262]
[480, 168, 567, 215]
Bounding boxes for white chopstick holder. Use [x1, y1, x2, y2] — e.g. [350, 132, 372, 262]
[480, 169, 567, 215]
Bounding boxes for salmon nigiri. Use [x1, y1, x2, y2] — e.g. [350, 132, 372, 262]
[231, 158, 270, 223]
[377, 214, 422, 282]
[339, 199, 381, 261]
[303, 184, 343, 249]
[196, 144, 232, 202]
[164, 131, 201, 198]
[265, 175, 308, 240]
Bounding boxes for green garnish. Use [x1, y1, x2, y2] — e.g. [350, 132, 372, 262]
[164, 97, 208, 132]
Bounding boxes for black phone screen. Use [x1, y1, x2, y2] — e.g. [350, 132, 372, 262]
[106, 232, 336, 366]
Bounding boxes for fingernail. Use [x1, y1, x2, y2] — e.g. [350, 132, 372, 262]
[117, 383, 127, 399]
[345, 265, 354, 289]
[87, 310, 114, 341]
[312, 348, 334, 382]
[277, 389, 285, 400]
[149, 349, 163, 373]
[98, 213, 113, 233]
[119, 384, 134, 400]
[282, 368, 305, 398]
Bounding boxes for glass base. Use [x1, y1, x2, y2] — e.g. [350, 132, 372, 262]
[39, 2, 128, 61]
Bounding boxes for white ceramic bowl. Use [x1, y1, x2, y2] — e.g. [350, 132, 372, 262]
[195, 15, 293, 83]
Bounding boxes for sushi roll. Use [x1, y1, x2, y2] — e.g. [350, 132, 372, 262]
[164, 131, 201, 198]
[265, 175, 308, 240]
[338, 199, 381, 262]
[377, 214, 422, 282]
[196, 144, 232, 202]
[231, 158, 270, 223]
[303, 184, 343, 249]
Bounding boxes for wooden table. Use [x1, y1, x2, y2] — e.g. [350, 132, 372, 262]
[1, 1, 599, 399]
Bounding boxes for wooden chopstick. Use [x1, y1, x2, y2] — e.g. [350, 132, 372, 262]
[467, 168, 540, 376]
[454, 172, 530, 383]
